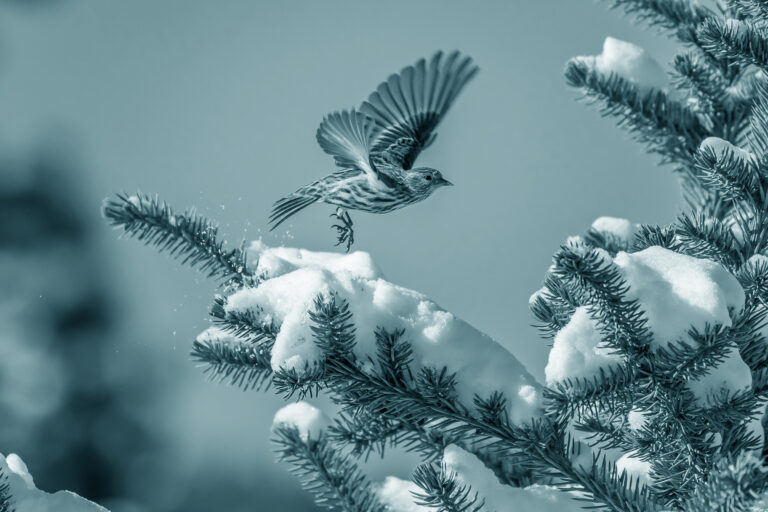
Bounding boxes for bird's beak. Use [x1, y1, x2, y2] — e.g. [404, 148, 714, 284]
[439, 177, 454, 187]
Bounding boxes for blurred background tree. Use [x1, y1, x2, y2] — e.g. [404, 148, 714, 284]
[0, 142, 162, 510]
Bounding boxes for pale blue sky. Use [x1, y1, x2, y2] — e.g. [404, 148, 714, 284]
[0, 1, 681, 510]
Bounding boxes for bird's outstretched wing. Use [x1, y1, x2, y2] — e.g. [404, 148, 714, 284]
[316, 109, 378, 178]
[360, 51, 478, 170]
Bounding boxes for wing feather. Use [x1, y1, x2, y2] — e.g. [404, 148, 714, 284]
[360, 50, 478, 170]
[316, 109, 377, 178]
[268, 195, 318, 231]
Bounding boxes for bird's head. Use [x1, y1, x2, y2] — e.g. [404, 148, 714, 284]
[405, 167, 453, 197]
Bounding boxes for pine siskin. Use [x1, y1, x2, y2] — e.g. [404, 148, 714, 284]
[269, 50, 478, 249]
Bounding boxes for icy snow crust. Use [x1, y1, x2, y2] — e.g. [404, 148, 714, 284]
[225, 242, 542, 424]
[1, 453, 108, 512]
[575, 37, 667, 89]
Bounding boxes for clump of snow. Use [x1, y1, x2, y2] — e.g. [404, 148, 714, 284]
[687, 346, 752, 406]
[726, 65, 766, 102]
[375, 477, 425, 512]
[565, 235, 585, 249]
[1, 453, 109, 511]
[615, 451, 652, 486]
[376, 445, 582, 512]
[575, 37, 667, 90]
[223, 244, 542, 424]
[545, 307, 623, 385]
[747, 254, 768, 269]
[613, 246, 745, 348]
[272, 401, 330, 441]
[627, 407, 650, 431]
[528, 286, 548, 307]
[700, 137, 756, 164]
[591, 217, 639, 246]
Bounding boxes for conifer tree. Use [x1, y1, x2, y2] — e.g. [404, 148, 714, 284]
[103, 1, 768, 510]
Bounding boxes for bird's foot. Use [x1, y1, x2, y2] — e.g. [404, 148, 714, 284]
[330, 207, 355, 252]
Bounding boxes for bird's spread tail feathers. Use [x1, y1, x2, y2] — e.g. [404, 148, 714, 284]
[268, 195, 318, 231]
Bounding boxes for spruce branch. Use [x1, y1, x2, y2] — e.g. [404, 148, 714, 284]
[544, 366, 638, 426]
[684, 452, 768, 511]
[673, 51, 732, 116]
[374, 327, 414, 386]
[675, 212, 744, 267]
[103, 192, 247, 284]
[584, 228, 634, 255]
[329, 353, 661, 511]
[191, 335, 272, 390]
[603, 0, 714, 44]
[653, 326, 740, 383]
[737, 256, 768, 308]
[530, 275, 581, 338]
[411, 463, 485, 512]
[529, 293, 572, 338]
[699, 17, 768, 71]
[564, 58, 710, 168]
[190, 295, 277, 390]
[273, 363, 326, 398]
[309, 294, 357, 359]
[728, 0, 768, 19]
[272, 426, 386, 512]
[312, 295, 660, 511]
[328, 410, 406, 460]
[552, 242, 654, 356]
[693, 143, 761, 206]
[573, 414, 629, 452]
[209, 295, 278, 344]
[632, 224, 680, 251]
[748, 78, 768, 157]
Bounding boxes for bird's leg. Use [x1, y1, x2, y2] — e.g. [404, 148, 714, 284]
[330, 207, 355, 252]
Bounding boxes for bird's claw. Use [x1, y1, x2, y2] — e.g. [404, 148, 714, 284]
[330, 208, 355, 252]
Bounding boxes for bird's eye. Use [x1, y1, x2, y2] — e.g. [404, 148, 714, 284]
[425, 175, 432, 181]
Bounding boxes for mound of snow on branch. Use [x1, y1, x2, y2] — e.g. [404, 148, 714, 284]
[219, 242, 541, 424]
[591, 216, 639, 246]
[1, 453, 108, 512]
[272, 401, 330, 441]
[700, 137, 756, 164]
[575, 37, 667, 89]
[614, 246, 744, 349]
[547, 241, 750, 405]
[546, 306, 623, 385]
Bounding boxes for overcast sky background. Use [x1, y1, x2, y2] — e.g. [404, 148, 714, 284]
[0, 1, 681, 510]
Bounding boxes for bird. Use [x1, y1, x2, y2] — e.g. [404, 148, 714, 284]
[268, 50, 478, 250]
